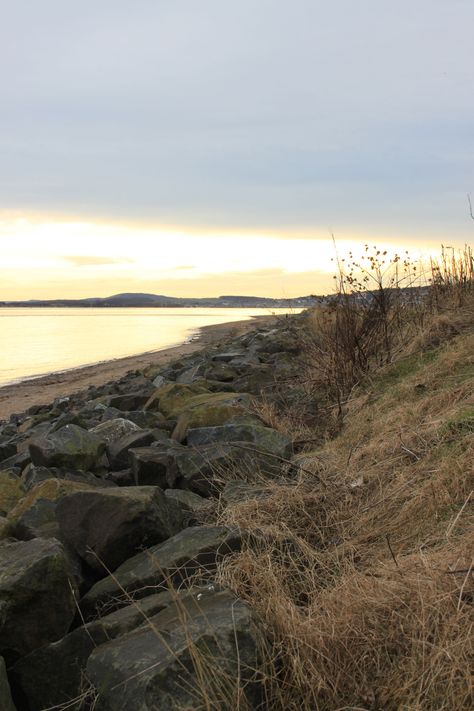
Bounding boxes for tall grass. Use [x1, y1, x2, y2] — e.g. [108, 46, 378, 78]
[213, 243, 474, 710]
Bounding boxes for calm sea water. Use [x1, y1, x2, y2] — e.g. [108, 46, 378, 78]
[0, 307, 293, 387]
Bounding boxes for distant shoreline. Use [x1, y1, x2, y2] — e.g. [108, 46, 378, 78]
[0, 315, 277, 421]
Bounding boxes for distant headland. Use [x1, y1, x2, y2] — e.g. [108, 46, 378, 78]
[0, 292, 320, 308]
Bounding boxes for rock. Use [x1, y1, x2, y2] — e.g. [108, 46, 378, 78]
[174, 442, 282, 496]
[0, 470, 25, 517]
[233, 364, 276, 395]
[0, 517, 8, 541]
[58, 486, 186, 574]
[107, 429, 157, 470]
[144, 383, 210, 415]
[29, 424, 106, 471]
[81, 526, 244, 616]
[86, 589, 263, 711]
[211, 350, 245, 362]
[0, 657, 16, 711]
[252, 329, 300, 355]
[0, 538, 76, 662]
[7, 479, 94, 540]
[152, 374, 168, 388]
[221, 480, 272, 506]
[203, 362, 237, 382]
[107, 392, 151, 411]
[121, 410, 165, 429]
[164, 489, 209, 524]
[173, 392, 255, 431]
[175, 364, 205, 384]
[0, 442, 16, 463]
[0, 451, 30, 472]
[186, 423, 292, 458]
[90, 418, 141, 444]
[20, 464, 114, 491]
[129, 443, 183, 487]
[11, 591, 178, 711]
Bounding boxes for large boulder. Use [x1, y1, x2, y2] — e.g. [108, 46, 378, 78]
[164, 489, 208, 525]
[129, 443, 183, 487]
[87, 589, 263, 711]
[29, 424, 106, 471]
[58, 486, 186, 573]
[0, 538, 76, 662]
[89, 418, 141, 444]
[81, 526, 244, 617]
[144, 383, 210, 415]
[106, 392, 151, 411]
[20, 463, 114, 491]
[0, 657, 16, 711]
[107, 429, 158, 470]
[172, 392, 255, 429]
[186, 423, 292, 459]
[6, 479, 93, 540]
[11, 591, 178, 711]
[174, 442, 284, 496]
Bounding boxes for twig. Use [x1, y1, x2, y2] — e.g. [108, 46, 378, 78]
[457, 559, 474, 611]
[446, 490, 473, 539]
[385, 534, 403, 576]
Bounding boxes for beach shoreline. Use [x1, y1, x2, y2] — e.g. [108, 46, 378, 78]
[0, 315, 276, 421]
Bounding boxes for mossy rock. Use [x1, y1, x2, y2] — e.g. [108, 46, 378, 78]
[175, 392, 255, 429]
[7, 479, 93, 539]
[0, 471, 25, 517]
[144, 383, 210, 415]
[29, 424, 106, 471]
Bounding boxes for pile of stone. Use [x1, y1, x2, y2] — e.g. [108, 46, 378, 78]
[0, 321, 303, 710]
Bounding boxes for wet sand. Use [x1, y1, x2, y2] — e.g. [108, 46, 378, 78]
[0, 316, 276, 422]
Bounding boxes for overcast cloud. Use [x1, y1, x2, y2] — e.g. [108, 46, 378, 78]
[1, 0, 473, 238]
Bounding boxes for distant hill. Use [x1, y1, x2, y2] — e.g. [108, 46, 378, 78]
[0, 293, 321, 308]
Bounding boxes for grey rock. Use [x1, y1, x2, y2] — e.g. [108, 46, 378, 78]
[81, 526, 244, 617]
[0, 538, 76, 662]
[187, 423, 292, 458]
[0, 442, 16, 463]
[107, 392, 151, 411]
[221, 480, 272, 506]
[164, 489, 209, 524]
[211, 350, 245, 362]
[129, 443, 183, 487]
[152, 374, 168, 389]
[20, 464, 114, 491]
[58, 486, 186, 574]
[87, 589, 263, 711]
[90, 418, 141, 444]
[174, 441, 283, 496]
[11, 591, 178, 711]
[0, 657, 16, 711]
[107, 429, 157, 470]
[29, 424, 106, 471]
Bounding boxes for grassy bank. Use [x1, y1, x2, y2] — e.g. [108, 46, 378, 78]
[211, 247, 474, 710]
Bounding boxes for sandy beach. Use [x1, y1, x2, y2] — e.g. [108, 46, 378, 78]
[0, 316, 276, 422]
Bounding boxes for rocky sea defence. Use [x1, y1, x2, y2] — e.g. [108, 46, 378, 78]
[0, 315, 307, 710]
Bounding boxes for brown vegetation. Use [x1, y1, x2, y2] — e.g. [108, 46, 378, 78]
[213, 245, 474, 710]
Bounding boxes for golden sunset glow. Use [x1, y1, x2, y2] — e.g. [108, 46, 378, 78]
[0, 213, 462, 301]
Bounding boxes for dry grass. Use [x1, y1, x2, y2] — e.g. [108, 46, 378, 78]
[212, 282, 474, 710]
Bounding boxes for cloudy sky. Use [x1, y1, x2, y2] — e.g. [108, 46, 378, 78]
[1, 0, 473, 299]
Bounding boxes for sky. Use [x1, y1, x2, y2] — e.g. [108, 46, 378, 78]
[1, 0, 473, 299]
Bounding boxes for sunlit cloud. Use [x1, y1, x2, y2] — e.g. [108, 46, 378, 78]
[61, 255, 135, 267]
